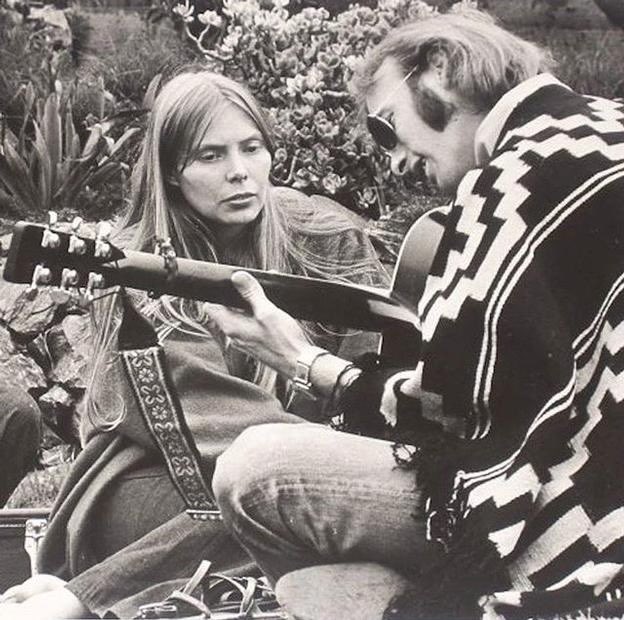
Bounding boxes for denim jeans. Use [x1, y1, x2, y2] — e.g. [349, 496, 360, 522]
[213, 423, 443, 617]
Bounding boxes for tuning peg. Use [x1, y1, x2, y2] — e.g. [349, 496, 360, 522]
[47, 267, 80, 305]
[84, 272, 105, 301]
[60, 268, 79, 290]
[28, 264, 52, 291]
[68, 216, 86, 255]
[41, 210, 60, 249]
[95, 221, 113, 259]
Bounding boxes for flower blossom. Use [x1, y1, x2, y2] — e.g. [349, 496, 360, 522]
[172, 1, 194, 22]
[197, 10, 223, 27]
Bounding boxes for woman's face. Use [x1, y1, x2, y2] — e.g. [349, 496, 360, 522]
[175, 103, 272, 242]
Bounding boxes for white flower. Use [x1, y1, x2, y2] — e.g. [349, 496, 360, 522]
[221, 30, 241, 50]
[285, 75, 305, 95]
[273, 0, 289, 7]
[304, 67, 323, 90]
[172, 2, 194, 22]
[197, 9, 223, 27]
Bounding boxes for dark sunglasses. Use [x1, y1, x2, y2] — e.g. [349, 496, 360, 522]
[366, 65, 418, 152]
[366, 114, 398, 151]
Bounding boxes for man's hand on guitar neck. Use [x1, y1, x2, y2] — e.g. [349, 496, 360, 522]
[203, 271, 312, 378]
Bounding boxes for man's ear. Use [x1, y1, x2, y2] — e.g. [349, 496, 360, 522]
[428, 50, 450, 87]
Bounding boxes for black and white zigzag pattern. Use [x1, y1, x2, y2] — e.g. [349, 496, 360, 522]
[413, 82, 624, 616]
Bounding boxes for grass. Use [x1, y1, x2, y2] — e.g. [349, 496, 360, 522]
[6, 463, 72, 509]
[522, 27, 624, 98]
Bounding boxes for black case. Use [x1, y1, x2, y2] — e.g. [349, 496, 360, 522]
[0, 508, 49, 593]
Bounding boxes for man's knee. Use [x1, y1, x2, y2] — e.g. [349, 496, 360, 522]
[213, 424, 285, 512]
[213, 423, 321, 521]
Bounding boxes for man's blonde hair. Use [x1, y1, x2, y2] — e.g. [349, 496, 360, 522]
[353, 7, 555, 128]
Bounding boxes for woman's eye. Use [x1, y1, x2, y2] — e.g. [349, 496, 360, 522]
[197, 151, 219, 162]
[243, 142, 264, 154]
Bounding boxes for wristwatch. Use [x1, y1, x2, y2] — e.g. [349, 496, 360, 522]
[291, 345, 330, 398]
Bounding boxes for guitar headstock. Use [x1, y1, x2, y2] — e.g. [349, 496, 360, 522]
[3, 213, 125, 301]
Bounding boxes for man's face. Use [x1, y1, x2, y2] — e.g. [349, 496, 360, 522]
[366, 58, 485, 196]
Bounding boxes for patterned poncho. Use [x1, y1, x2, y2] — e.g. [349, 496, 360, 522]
[383, 75, 624, 618]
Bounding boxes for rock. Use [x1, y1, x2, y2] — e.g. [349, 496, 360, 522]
[0, 279, 61, 337]
[0, 326, 47, 392]
[38, 384, 79, 446]
[39, 383, 74, 411]
[45, 315, 90, 389]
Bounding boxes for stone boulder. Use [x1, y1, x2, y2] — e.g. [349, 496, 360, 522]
[0, 221, 91, 452]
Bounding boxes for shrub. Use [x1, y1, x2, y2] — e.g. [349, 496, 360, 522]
[0, 81, 141, 219]
[76, 12, 196, 107]
[0, 11, 75, 133]
[165, 0, 457, 216]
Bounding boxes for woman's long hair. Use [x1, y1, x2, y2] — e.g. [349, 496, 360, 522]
[84, 67, 383, 432]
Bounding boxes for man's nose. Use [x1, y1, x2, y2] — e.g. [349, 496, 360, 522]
[389, 146, 409, 176]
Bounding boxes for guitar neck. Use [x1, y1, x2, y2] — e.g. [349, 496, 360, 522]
[103, 250, 418, 332]
[3, 221, 418, 333]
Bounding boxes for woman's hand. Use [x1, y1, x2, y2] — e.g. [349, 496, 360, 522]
[203, 271, 311, 378]
[0, 574, 66, 604]
[0, 575, 90, 620]
[0, 589, 90, 620]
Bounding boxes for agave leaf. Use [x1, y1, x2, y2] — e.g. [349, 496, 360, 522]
[42, 93, 62, 185]
[19, 83, 37, 142]
[97, 75, 106, 120]
[107, 127, 141, 160]
[32, 121, 52, 211]
[55, 139, 108, 207]
[0, 122, 19, 153]
[0, 141, 39, 211]
[56, 132, 83, 199]
[70, 133, 81, 160]
[85, 161, 122, 187]
[0, 184, 14, 206]
[81, 124, 104, 161]
[63, 105, 76, 160]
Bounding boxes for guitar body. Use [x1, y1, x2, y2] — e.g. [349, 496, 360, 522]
[380, 207, 448, 365]
[0, 508, 49, 592]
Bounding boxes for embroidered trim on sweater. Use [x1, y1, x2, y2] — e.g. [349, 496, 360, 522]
[121, 346, 221, 521]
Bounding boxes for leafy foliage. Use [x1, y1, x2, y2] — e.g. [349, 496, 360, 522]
[0, 11, 74, 134]
[163, 0, 453, 216]
[0, 80, 141, 218]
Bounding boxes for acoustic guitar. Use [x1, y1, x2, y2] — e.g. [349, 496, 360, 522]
[3, 209, 446, 365]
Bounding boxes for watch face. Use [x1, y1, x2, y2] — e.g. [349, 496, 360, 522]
[294, 360, 311, 381]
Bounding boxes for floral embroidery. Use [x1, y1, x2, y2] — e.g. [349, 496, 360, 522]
[121, 347, 219, 516]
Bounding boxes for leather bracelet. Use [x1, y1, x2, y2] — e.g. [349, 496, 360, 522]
[329, 363, 361, 412]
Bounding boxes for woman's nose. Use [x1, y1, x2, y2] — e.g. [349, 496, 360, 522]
[226, 153, 249, 183]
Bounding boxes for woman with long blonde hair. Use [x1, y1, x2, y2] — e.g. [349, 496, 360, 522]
[0, 67, 387, 619]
